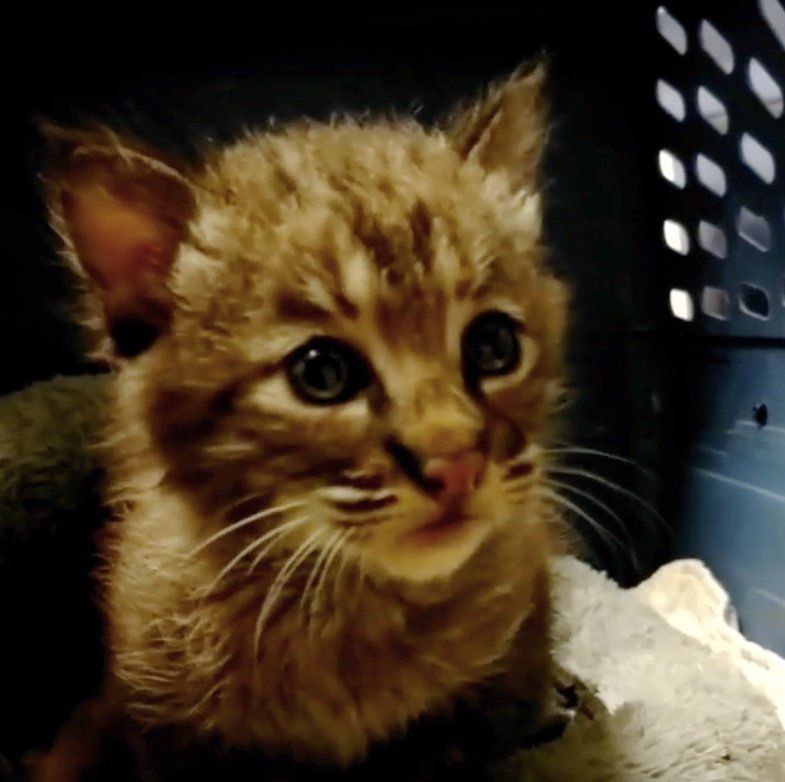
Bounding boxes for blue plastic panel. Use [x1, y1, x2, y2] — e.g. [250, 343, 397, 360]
[674, 346, 785, 654]
[651, 2, 785, 655]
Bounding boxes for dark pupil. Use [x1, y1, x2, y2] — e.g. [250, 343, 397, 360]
[469, 320, 517, 373]
[297, 349, 347, 399]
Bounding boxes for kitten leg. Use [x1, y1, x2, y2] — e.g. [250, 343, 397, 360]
[478, 565, 568, 754]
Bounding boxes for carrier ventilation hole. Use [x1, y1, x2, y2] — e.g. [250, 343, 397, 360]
[656, 7, 688, 54]
[700, 20, 735, 73]
[737, 207, 772, 251]
[697, 87, 729, 134]
[698, 221, 728, 258]
[663, 219, 690, 254]
[760, 0, 785, 51]
[748, 58, 784, 117]
[669, 289, 694, 321]
[657, 80, 686, 121]
[740, 133, 776, 183]
[753, 403, 769, 427]
[701, 287, 731, 320]
[739, 283, 771, 319]
[695, 154, 727, 196]
[658, 149, 687, 188]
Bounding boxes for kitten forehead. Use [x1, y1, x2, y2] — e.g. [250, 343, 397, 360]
[192, 121, 543, 331]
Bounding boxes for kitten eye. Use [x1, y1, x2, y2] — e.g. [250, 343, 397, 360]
[286, 338, 370, 405]
[463, 311, 521, 378]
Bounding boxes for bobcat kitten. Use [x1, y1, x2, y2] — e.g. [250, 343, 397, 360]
[36, 64, 567, 779]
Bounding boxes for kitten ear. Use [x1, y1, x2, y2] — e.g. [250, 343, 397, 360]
[444, 61, 548, 194]
[41, 123, 196, 357]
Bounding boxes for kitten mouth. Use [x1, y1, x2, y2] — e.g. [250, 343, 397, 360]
[406, 507, 472, 544]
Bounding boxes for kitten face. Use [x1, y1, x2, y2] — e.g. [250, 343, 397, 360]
[45, 65, 566, 584]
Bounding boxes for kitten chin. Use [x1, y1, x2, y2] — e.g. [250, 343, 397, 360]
[361, 481, 515, 583]
[37, 62, 568, 778]
[365, 514, 494, 583]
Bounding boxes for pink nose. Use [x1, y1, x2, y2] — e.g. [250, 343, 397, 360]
[423, 450, 487, 506]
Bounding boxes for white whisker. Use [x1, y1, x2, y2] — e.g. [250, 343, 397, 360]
[253, 529, 323, 656]
[245, 515, 312, 577]
[545, 443, 653, 472]
[547, 466, 666, 529]
[203, 515, 310, 595]
[183, 680, 223, 718]
[307, 530, 348, 641]
[332, 544, 354, 602]
[354, 552, 368, 606]
[185, 500, 305, 559]
[299, 529, 342, 617]
[547, 477, 641, 572]
[219, 491, 267, 513]
[535, 486, 628, 569]
[547, 478, 629, 536]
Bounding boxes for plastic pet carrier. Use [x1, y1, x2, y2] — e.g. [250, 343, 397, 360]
[650, 0, 785, 656]
[2, 14, 785, 766]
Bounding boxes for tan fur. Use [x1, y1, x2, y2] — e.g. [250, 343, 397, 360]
[40, 65, 569, 771]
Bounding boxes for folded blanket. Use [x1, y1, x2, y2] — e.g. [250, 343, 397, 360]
[509, 556, 785, 780]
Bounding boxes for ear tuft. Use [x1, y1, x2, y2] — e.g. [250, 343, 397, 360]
[444, 60, 549, 195]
